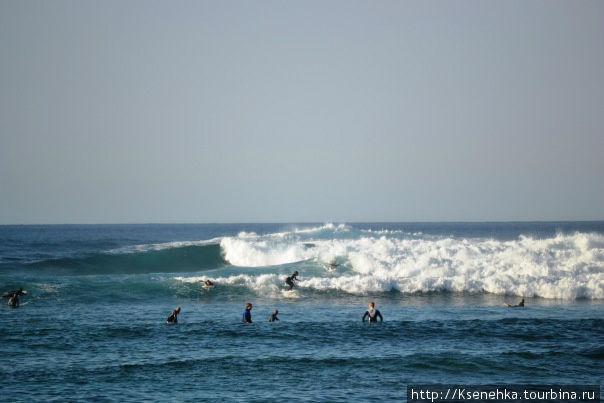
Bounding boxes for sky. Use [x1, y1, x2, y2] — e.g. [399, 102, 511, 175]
[0, 0, 603, 224]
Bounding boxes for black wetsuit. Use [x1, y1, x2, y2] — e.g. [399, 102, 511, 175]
[285, 274, 298, 290]
[7, 295, 19, 307]
[4, 289, 25, 307]
[507, 299, 525, 308]
[268, 313, 279, 322]
[166, 310, 179, 323]
[362, 309, 383, 322]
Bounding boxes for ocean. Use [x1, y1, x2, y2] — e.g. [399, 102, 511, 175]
[1, 222, 602, 402]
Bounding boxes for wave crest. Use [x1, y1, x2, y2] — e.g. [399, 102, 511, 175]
[216, 232, 604, 299]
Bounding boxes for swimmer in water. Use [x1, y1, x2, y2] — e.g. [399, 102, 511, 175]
[203, 280, 214, 287]
[504, 298, 525, 308]
[3, 288, 26, 308]
[8, 294, 19, 307]
[166, 307, 181, 323]
[268, 309, 279, 322]
[362, 302, 383, 322]
[242, 303, 253, 323]
[285, 271, 299, 290]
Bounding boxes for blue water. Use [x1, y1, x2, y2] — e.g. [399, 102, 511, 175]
[1, 223, 603, 401]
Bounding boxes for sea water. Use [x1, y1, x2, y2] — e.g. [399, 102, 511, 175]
[1, 223, 602, 401]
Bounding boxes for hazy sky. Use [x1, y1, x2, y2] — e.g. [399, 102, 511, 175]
[1, 1, 603, 224]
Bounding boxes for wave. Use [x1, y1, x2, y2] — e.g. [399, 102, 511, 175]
[105, 238, 223, 254]
[214, 231, 604, 299]
[12, 224, 604, 299]
[28, 243, 227, 274]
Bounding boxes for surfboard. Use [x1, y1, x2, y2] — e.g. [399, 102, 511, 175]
[324, 263, 340, 272]
[282, 289, 299, 298]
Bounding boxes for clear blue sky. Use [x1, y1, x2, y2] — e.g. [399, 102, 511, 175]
[1, 0, 603, 224]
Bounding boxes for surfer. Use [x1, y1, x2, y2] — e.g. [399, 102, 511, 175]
[362, 302, 383, 322]
[3, 288, 26, 308]
[166, 307, 181, 324]
[268, 309, 279, 322]
[504, 298, 525, 308]
[203, 280, 214, 287]
[326, 262, 340, 271]
[8, 294, 20, 307]
[242, 303, 253, 323]
[285, 271, 299, 290]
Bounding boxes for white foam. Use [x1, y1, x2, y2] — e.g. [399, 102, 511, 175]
[293, 223, 350, 234]
[220, 237, 313, 267]
[175, 273, 286, 297]
[243, 223, 350, 239]
[215, 231, 604, 299]
[360, 228, 415, 235]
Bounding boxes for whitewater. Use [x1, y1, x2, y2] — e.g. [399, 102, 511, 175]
[210, 225, 604, 299]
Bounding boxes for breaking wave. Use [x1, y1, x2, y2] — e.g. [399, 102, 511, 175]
[14, 223, 604, 299]
[213, 230, 604, 299]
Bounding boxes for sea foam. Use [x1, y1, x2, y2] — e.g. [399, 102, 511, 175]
[215, 231, 604, 299]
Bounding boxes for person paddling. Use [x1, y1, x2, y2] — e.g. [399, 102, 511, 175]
[3, 288, 26, 308]
[504, 298, 525, 308]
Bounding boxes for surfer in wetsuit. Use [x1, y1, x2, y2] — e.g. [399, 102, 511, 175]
[285, 271, 299, 290]
[8, 294, 19, 307]
[362, 302, 383, 322]
[3, 288, 26, 308]
[166, 307, 181, 323]
[505, 298, 524, 308]
[327, 262, 340, 271]
[242, 303, 253, 323]
[268, 309, 279, 322]
[203, 280, 214, 287]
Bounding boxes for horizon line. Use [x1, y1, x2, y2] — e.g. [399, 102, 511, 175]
[1, 219, 603, 226]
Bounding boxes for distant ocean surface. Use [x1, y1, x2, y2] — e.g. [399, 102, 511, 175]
[1, 222, 603, 401]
